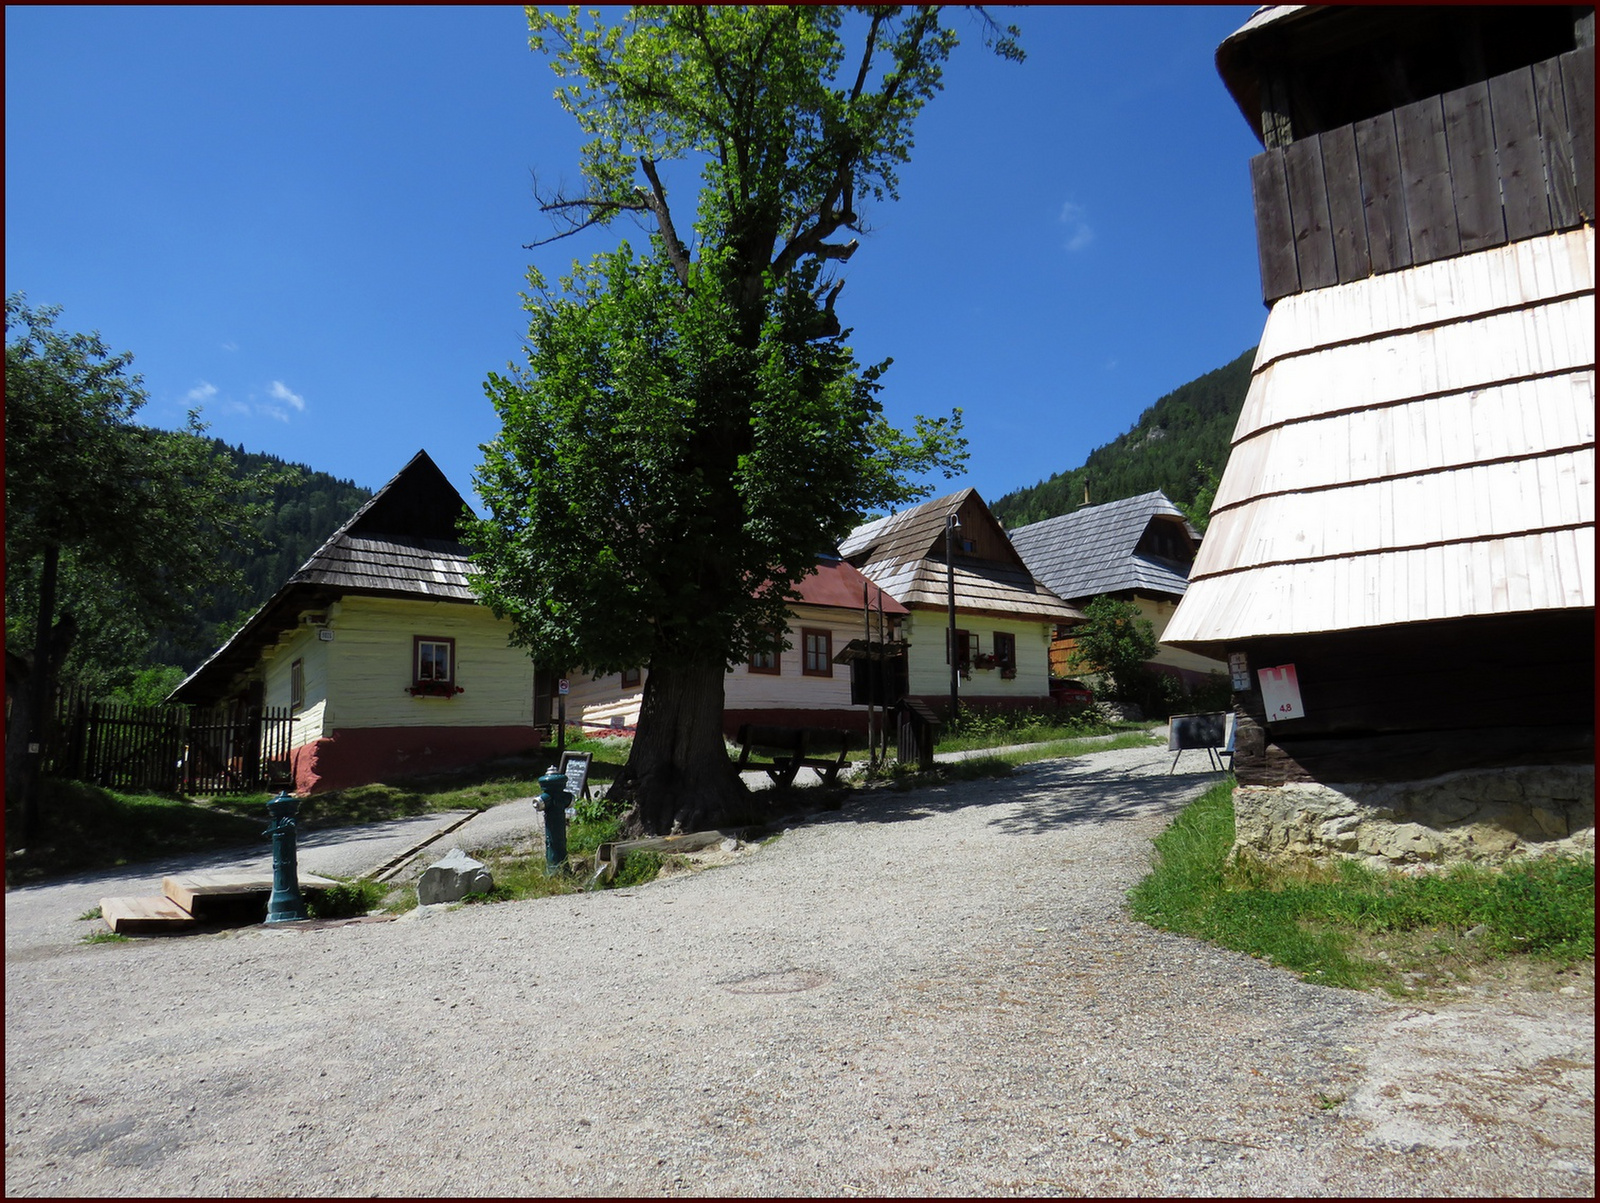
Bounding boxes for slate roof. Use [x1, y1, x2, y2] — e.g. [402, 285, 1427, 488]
[842, 489, 1083, 623]
[1008, 491, 1199, 604]
[169, 451, 476, 703]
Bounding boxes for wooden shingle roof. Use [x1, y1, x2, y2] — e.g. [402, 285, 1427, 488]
[1165, 227, 1595, 653]
[1009, 491, 1199, 604]
[842, 489, 1083, 623]
[169, 451, 477, 703]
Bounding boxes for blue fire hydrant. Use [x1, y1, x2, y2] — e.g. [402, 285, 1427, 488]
[263, 790, 307, 923]
[538, 767, 571, 872]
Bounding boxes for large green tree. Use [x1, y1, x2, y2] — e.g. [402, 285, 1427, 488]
[4, 295, 288, 836]
[469, 6, 1018, 834]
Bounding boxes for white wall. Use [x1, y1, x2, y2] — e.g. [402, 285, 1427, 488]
[320, 596, 536, 729]
[262, 625, 328, 749]
[568, 603, 879, 727]
[903, 609, 1053, 699]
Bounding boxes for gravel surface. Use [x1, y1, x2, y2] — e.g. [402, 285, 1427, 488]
[5, 743, 1594, 1197]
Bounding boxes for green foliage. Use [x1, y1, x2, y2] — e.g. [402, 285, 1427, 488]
[612, 849, 664, 888]
[1067, 596, 1158, 701]
[937, 704, 1104, 752]
[4, 295, 307, 696]
[991, 346, 1255, 528]
[146, 441, 370, 672]
[470, 9, 1015, 832]
[1131, 782, 1596, 992]
[106, 665, 190, 708]
[81, 930, 131, 945]
[304, 878, 387, 920]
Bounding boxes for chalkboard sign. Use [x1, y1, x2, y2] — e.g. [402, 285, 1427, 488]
[558, 751, 592, 800]
[1168, 712, 1228, 751]
[1167, 712, 1233, 774]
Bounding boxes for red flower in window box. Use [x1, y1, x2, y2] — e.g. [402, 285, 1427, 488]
[406, 680, 463, 697]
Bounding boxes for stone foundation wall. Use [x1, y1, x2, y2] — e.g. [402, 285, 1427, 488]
[1231, 764, 1595, 869]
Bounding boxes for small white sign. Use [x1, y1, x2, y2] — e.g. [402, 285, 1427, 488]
[557, 678, 570, 696]
[1258, 663, 1305, 722]
[317, 628, 335, 642]
[1228, 651, 1250, 691]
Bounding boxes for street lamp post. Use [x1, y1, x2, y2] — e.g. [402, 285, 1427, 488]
[946, 513, 960, 724]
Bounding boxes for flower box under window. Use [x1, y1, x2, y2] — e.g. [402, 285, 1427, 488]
[409, 636, 462, 697]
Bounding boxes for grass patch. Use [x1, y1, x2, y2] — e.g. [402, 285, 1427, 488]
[934, 706, 1137, 754]
[81, 929, 130, 945]
[7, 737, 637, 885]
[866, 731, 1161, 788]
[78, 905, 103, 921]
[304, 878, 388, 920]
[1129, 779, 1596, 995]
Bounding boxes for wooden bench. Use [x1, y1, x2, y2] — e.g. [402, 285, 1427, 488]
[734, 724, 855, 788]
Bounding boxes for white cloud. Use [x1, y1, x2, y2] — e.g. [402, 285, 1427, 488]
[262, 406, 291, 423]
[268, 380, 306, 412]
[1059, 200, 1094, 252]
[221, 340, 238, 352]
[186, 381, 218, 404]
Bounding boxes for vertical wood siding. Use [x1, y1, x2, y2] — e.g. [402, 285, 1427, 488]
[1253, 47, 1594, 302]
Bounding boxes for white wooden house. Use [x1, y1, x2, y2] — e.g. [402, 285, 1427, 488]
[565, 555, 908, 736]
[839, 489, 1084, 716]
[1163, 5, 1595, 867]
[169, 451, 543, 793]
[1008, 491, 1227, 689]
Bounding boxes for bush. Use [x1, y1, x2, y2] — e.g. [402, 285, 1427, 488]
[305, 878, 387, 919]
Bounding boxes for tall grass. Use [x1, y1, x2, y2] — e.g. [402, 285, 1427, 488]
[1130, 779, 1595, 992]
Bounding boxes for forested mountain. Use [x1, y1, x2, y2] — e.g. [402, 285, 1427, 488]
[990, 346, 1256, 531]
[148, 442, 371, 670]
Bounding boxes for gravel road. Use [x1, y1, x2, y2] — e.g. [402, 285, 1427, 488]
[5, 743, 1593, 1196]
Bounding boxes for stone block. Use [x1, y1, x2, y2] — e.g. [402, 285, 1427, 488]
[417, 848, 494, 905]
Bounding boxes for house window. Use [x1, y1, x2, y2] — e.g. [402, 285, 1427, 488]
[290, 659, 305, 711]
[993, 631, 1017, 680]
[414, 636, 454, 686]
[748, 634, 782, 675]
[945, 628, 977, 669]
[620, 666, 642, 688]
[802, 628, 832, 677]
[993, 632, 1016, 667]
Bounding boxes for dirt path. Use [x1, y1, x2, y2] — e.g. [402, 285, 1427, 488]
[5, 744, 1593, 1196]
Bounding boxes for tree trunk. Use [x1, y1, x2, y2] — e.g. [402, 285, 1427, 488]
[621, 658, 751, 836]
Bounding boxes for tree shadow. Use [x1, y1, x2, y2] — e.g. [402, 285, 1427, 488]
[797, 756, 1224, 839]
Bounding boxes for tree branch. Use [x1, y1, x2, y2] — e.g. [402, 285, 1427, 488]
[638, 158, 693, 286]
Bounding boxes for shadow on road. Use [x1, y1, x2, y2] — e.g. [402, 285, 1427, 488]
[799, 755, 1224, 839]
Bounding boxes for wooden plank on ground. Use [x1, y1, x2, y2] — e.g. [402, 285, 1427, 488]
[1354, 112, 1411, 274]
[1444, 80, 1505, 253]
[1395, 95, 1461, 265]
[163, 871, 340, 917]
[1320, 124, 1371, 284]
[1283, 134, 1338, 292]
[1490, 65, 1553, 242]
[101, 895, 196, 934]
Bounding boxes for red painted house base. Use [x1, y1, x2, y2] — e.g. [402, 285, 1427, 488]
[289, 725, 544, 794]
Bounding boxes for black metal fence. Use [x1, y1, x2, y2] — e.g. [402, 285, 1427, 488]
[46, 687, 295, 795]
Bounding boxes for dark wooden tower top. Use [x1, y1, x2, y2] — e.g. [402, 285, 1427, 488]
[1216, 5, 1595, 302]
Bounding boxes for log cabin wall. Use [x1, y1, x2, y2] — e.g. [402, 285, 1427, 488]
[1229, 609, 1594, 788]
[1251, 45, 1594, 302]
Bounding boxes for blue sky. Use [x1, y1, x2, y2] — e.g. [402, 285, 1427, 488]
[6, 5, 1265, 510]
